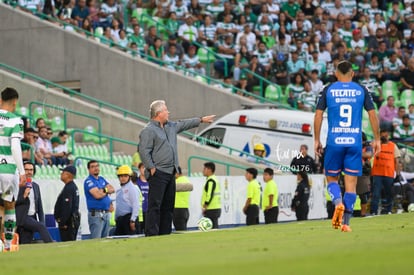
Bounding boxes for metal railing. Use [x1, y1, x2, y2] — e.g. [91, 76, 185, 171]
[21, 141, 35, 163]
[69, 129, 136, 163]
[28, 101, 102, 135]
[188, 155, 263, 176]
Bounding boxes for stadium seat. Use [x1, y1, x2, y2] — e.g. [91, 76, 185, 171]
[50, 116, 65, 132]
[381, 80, 399, 99]
[400, 90, 414, 108]
[197, 47, 216, 64]
[32, 106, 50, 124]
[83, 125, 108, 144]
[15, 106, 29, 117]
[265, 84, 285, 102]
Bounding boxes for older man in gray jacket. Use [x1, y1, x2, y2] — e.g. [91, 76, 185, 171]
[139, 100, 215, 236]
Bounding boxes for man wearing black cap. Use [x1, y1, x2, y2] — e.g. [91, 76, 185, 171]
[54, 166, 80, 242]
[242, 168, 261, 225]
[164, 34, 185, 60]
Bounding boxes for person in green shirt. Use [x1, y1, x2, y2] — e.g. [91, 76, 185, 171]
[173, 167, 193, 231]
[243, 168, 261, 226]
[262, 168, 278, 224]
[201, 162, 221, 229]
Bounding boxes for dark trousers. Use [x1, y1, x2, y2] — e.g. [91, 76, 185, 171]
[204, 209, 221, 229]
[326, 201, 334, 219]
[264, 206, 279, 224]
[173, 208, 189, 231]
[145, 170, 176, 236]
[18, 215, 53, 244]
[59, 225, 78, 242]
[115, 213, 136, 235]
[295, 204, 309, 221]
[246, 205, 259, 225]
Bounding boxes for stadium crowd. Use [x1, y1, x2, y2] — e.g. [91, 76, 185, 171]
[5, 0, 414, 113]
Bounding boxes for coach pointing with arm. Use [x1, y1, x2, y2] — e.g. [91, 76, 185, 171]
[139, 100, 215, 236]
[314, 61, 380, 233]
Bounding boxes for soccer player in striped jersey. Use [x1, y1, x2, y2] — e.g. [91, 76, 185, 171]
[0, 87, 26, 251]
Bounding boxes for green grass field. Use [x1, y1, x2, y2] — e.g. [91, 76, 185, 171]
[1, 214, 413, 274]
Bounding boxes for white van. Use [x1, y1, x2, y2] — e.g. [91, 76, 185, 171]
[195, 106, 328, 170]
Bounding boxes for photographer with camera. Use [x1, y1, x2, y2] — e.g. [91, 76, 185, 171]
[356, 132, 373, 217]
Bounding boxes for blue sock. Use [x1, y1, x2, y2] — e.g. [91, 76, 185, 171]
[343, 192, 357, 225]
[327, 182, 342, 206]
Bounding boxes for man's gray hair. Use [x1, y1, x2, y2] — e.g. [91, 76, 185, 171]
[150, 100, 166, 118]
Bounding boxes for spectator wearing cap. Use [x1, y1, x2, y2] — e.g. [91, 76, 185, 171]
[321, 9, 334, 31]
[400, 57, 414, 91]
[287, 50, 305, 75]
[394, 114, 414, 144]
[305, 50, 326, 79]
[242, 168, 261, 226]
[178, 14, 198, 53]
[164, 34, 185, 60]
[205, 0, 224, 21]
[214, 33, 236, 78]
[198, 14, 217, 47]
[350, 29, 365, 53]
[216, 13, 239, 38]
[270, 53, 289, 86]
[383, 51, 405, 82]
[54, 166, 80, 242]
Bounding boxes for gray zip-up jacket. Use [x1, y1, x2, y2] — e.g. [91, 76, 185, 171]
[138, 118, 200, 175]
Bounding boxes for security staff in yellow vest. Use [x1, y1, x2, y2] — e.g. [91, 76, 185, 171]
[201, 162, 221, 229]
[262, 168, 279, 224]
[173, 167, 193, 231]
[243, 168, 261, 225]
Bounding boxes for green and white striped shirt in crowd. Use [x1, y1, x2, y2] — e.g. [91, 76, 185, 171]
[0, 110, 24, 174]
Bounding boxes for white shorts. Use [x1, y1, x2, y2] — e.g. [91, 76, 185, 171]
[0, 173, 18, 202]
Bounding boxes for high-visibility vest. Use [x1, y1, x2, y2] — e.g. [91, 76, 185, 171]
[175, 176, 191, 208]
[371, 142, 395, 178]
[201, 175, 221, 210]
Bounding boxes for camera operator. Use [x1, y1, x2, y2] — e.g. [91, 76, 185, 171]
[355, 132, 373, 217]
